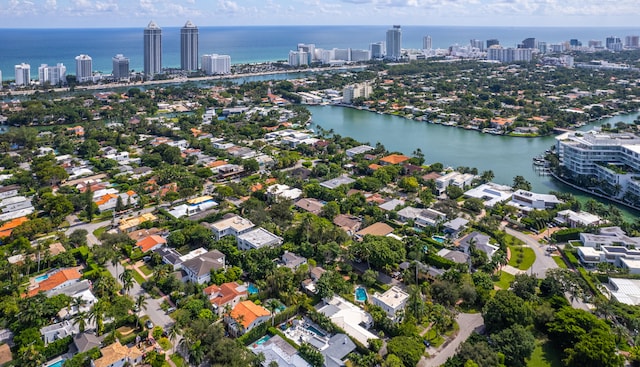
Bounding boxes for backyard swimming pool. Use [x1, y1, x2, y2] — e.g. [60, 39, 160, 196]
[44, 358, 66, 367]
[35, 274, 50, 282]
[355, 287, 367, 302]
[254, 335, 271, 346]
[432, 236, 446, 243]
[247, 283, 259, 295]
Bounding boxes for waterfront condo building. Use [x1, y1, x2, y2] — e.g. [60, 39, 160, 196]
[370, 42, 384, 59]
[112, 54, 130, 80]
[75, 54, 92, 83]
[201, 54, 231, 75]
[297, 43, 315, 63]
[144, 21, 162, 77]
[423, 36, 433, 50]
[487, 46, 533, 63]
[14, 63, 30, 86]
[386, 25, 402, 60]
[38, 63, 66, 86]
[556, 130, 640, 202]
[181, 21, 199, 71]
[288, 50, 309, 67]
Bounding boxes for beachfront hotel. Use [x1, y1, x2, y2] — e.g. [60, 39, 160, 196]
[386, 25, 402, 60]
[112, 54, 130, 80]
[556, 130, 640, 200]
[143, 21, 162, 76]
[14, 63, 30, 86]
[201, 54, 231, 75]
[180, 20, 199, 71]
[75, 54, 92, 83]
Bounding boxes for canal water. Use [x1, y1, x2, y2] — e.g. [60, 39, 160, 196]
[309, 105, 640, 219]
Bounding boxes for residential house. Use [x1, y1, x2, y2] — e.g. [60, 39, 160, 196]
[226, 300, 271, 337]
[554, 210, 602, 228]
[463, 182, 513, 207]
[0, 216, 28, 238]
[250, 334, 311, 367]
[203, 282, 248, 316]
[281, 251, 307, 270]
[237, 228, 283, 250]
[27, 268, 82, 297]
[580, 227, 640, 249]
[40, 320, 79, 345]
[378, 198, 405, 212]
[321, 333, 357, 367]
[267, 184, 303, 200]
[302, 266, 327, 295]
[436, 172, 476, 195]
[317, 296, 378, 347]
[458, 232, 499, 260]
[73, 332, 102, 353]
[182, 250, 226, 284]
[346, 145, 374, 157]
[91, 341, 143, 367]
[371, 286, 409, 321]
[333, 214, 362, 236]
[436, 248, 470, 264]
[355, 222, 394, 240]
[509, 189, 563, 212]
[294, 198, 325, 215]
[320, 175, 356, 190]
[135, 235, 166, 253]
[442, 217, 469, 238]
[379, 154, 410, 166]
[208, 215, 255, 240]
[118, 213, 157, 233]
[608, 278, 640, 306]
[153, 247, 183, 270]
[397, 207, 446, 227]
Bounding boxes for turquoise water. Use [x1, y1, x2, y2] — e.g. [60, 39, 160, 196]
[35, 274, 49, 282]
[306, 325, 326, 337]
[432, 236, 446, 243]
[355, 287, 367, 302]
[247, 284, 259, 295]
[255, 335, 271, 346]
[46, 359, 66, 367]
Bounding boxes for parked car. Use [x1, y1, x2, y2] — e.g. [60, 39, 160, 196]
[145, 320, 154, 329]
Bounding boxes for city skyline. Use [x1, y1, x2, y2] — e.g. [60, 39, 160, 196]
[0, 0, 640, 28]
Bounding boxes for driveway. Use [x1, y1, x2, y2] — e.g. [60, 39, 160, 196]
[420, 313, 484, 367]
[505, 227, 558, 279]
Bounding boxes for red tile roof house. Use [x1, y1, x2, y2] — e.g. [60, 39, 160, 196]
[135, 235, 167, 253]
[203, 282, 248, 317]
[27, 268, 82, 297]
[225, 300, 271, 337]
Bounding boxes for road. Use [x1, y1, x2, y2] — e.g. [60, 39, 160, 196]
[420, 313, 484, 367]
[505, 227, 558, 279]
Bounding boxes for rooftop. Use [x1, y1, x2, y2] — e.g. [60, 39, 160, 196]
[355, 222, 394, 237]
[230, 300, 271, 329]
[372, 286, 409, 309]
[380, 154, 410, 165]
[209, 214, 255, 233]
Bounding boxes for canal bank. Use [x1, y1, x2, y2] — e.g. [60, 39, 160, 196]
[309, 105, 640, 219]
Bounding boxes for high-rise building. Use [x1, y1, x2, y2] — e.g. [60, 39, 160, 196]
[487, 46, 532, 63]
[144, 21, 162, 76]
[75, 54, 92, 83]
[625, 35, 640, 48]
[469, 39, 483, 51]
[181, 21, 199, 71]
[423, 36, 433, 50]
[588, 40, 603, 48]
[333, 48, 350, 62]
[350, 49, 371, 62]
[0, 70, 3, 85]
[38, 63, 66, 86]
[569, 39, 582, 47]
[370, 42, 384, 59]
[386, 25, 402, 60]
[288, 50, 309, 66]
[521, 38, 536, 49]
[112, 54, 130, 80]
[201, 54, 231, 75]
[486, 39, 499, 48]
[297, 44, 315, 63]
[606, 36, 622, 51]
[14, 63, 30, 86]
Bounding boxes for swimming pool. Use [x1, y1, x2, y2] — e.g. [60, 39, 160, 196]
[254, 335, 271, 346]
[355, 287, 367, 302]
[45, 358, 66, 367]
[306, 325, 326, 337]
[247, 284, 259, 295]
[35, 274, 49, 282]
[432, 236, 446, 243]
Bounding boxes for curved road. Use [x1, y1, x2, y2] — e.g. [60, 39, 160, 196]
[504, 227, 558, 279]
[420, 313, 484, 367]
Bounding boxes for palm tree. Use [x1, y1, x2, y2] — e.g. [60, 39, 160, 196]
[135, 295, 148, 329]
[119, 269, 134, 295]
[167, 323, 181, 354]
[73, 311, 88, 333]
[87, 302, 105, 335]
[265, 299, 280, 326]
[19, 343, 45, 367]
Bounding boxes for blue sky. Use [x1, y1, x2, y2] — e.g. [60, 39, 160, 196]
[0, 0, 638, 28]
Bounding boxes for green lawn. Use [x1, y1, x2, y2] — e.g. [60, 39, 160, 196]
[552, 256, 568, 269]
[131, 270, 145, 284]
[93, 226, 107, 238]
[139, 265, 153, 276]
[494, 272, 515, 290]
[527, 339, 563, 367]
[170, 354, 187, 367]
[423, 328, 446, 348]
[509, 245, 536, 270]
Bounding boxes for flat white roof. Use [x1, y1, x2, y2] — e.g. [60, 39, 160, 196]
[373, 286, 409, 309]
[464, 182, 513, 207]
[211, 215, 254, 232]
[609, 278, 640, 305]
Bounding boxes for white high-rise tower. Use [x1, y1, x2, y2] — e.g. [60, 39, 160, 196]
[144, 21, 162, 77]
[75, 54, 92, 83]
[181, 21, 199, 71]
[14, 63, 30, 86]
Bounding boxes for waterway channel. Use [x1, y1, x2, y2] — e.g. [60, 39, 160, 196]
[309, 105, 640, 219]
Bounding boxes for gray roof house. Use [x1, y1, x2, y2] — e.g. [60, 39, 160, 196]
[322, 333, 357, 367]
[40, 320, 79, 345]
[443, 217, 469, 238]
[182, 250, 226, 284]
[458, 232, 500, 259]
[73, 332, 102, 353]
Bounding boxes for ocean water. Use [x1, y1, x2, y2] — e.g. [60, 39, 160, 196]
[0, 25, 639, 81]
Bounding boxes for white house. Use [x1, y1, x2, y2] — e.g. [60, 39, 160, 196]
[371, 286, 409, 321]
[317, 296, 378, 347]
[181, 250, 226, 284]
[509, 189, 563, 211]
[237, 228, 283, 251]
[554, 210, 602, 228]
[208, 215, 255, 240]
